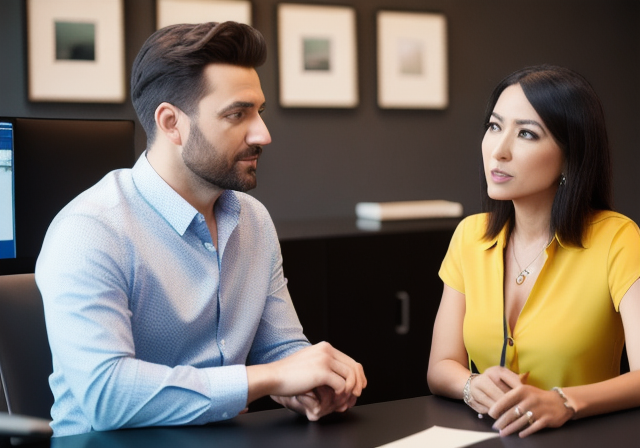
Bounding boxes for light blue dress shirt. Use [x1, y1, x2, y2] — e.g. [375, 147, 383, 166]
[36, 153, 310, 437]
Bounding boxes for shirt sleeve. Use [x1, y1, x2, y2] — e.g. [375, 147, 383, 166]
[36, 213, 247, 434]
[246, 215, 310, 366]
[608, 219, 640, 311]
[438, 218, 468, 294]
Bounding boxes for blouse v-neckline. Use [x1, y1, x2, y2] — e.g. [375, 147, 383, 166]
[498, 231, 554, 366]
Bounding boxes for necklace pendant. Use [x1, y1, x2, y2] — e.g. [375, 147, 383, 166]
[516, 269, 530, 285]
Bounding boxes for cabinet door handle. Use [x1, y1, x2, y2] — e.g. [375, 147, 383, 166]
[395, 291, 410, 335]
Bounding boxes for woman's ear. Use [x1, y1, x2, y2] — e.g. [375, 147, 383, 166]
[154, 102, 187, 146]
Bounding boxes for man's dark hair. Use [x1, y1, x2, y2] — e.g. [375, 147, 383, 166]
[131, 21, 267, 145]
[481, 65, 613, 247]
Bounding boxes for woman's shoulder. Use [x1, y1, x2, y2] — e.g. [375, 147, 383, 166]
[454, 213, 492, 244]
[458, 212, 490, 232]
[585, 210, 640, 245]
[589, 210, 639, 231]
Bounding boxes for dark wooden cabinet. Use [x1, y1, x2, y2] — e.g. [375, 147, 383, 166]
[277, 218, 458, 406]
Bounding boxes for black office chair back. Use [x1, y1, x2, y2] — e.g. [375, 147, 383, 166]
[0, 273, 54, 419]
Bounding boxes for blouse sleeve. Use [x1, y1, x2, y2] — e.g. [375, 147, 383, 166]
[439, 218, 468, 294]
[609, 219, 640, 311]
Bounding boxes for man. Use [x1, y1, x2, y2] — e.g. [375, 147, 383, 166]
[36, 22, 366, 437]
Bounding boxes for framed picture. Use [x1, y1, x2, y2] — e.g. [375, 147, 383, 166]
[27, 0, 125, 103]
[377, 11, 448, 109]
[278, 3, 358, 108]
[157, 0, 252, 28]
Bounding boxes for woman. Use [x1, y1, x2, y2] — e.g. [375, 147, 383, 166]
[427, 65, 640, 437]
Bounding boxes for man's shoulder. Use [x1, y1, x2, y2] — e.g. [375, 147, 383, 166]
[232, 191, 272, 221]
[225, 192, 280, 245]
[55, 168, 135, 222]
[38, 169, 136, 272]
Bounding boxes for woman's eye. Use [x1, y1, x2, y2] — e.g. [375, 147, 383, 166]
[519, 129, 538, 140]
[487, 122, 500, 132]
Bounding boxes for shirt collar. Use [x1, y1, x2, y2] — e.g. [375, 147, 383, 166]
[480, 221, 505, 251]
[480, 220, 564, 251]
[132, 152, 197, 235]
[215, 190, 241, 259]
[132, 152, 242, 239]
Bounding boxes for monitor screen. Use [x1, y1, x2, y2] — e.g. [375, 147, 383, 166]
[0, 120, 16, 259]
[0, 117, 136, 274]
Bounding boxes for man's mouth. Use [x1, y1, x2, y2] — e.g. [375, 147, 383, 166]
[238, 146, 262, 162]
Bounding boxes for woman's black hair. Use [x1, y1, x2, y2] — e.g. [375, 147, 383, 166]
[481, 65, 613, 247]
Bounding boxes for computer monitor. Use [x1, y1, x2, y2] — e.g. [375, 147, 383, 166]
[0, 117, 136, 275]
[0, 120, 16, 260]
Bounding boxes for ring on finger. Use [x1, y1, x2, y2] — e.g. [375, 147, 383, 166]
[514, 406, 521, 418]
[526, 410, 535, 425]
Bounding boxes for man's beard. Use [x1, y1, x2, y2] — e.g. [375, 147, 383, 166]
[182, 121, 262, 192]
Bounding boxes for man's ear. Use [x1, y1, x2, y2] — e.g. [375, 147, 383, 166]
[155, 102, 187, 146]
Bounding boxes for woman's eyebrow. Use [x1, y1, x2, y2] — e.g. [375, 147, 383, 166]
[491, 112, 503, 122]
[515, 119, 544, 129]
[492, 111, 544, 130]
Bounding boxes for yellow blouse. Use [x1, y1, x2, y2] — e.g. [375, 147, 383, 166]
[439, 210, 640, 389]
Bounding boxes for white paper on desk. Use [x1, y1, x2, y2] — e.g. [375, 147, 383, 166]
[376, 425, 498, 448]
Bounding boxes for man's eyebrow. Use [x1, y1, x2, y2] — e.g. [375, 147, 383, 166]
[218, 101, 266, 115]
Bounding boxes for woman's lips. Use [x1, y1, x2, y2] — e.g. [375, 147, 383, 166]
[490, 169, 513, 183]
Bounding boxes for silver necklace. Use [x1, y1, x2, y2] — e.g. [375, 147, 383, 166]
[511, 235, 552, 285]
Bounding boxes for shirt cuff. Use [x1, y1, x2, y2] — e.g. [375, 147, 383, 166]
[198, 364, 248, 423]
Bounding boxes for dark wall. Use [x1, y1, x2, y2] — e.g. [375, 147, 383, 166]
[1, 0, 639, 224]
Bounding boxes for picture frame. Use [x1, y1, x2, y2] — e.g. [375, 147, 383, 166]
[27, 0, 125, 103]
[156, 0, 252, 28]
[377, 11, 448, 109]
[278, 3, 358, 108]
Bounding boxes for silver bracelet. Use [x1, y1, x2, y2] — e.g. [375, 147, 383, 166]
[463, 373, 480, 406]
[551, 387, 577, 417]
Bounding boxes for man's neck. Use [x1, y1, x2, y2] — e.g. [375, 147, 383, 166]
[146, 146, 223, 247]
